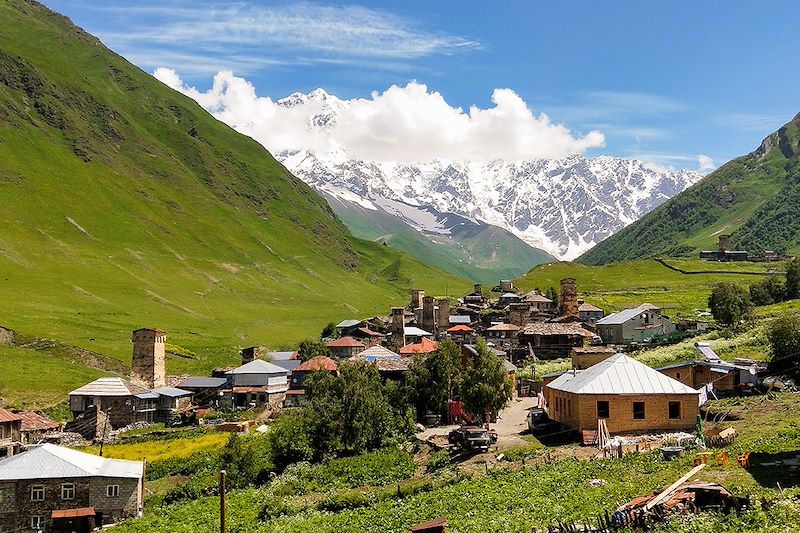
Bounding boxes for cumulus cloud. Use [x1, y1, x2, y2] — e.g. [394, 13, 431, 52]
[154, 68, 605, 162]
[697, 154, 716, 173]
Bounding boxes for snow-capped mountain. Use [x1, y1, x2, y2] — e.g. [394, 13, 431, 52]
[277, 148, 703, 260]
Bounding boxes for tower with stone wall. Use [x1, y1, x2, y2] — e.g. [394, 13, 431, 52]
[422, 296, 437, 334]
[559, 278, 579, 318]
[435, 298, 450, 335]
[130, 328, 166, 389]
[718, 234, 732, 252]
[411, 289, 426, 310]
[390, 307, 405, 352]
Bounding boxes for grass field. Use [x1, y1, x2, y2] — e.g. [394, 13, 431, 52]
[517, 259, 787, 318]
[82, 432, 229, 462]
[111, 393, 800, 533]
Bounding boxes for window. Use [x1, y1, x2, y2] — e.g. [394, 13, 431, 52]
[106, 485, 120, 498]
[597, 400, 609, 419]
[61, 482, 75, 500]
[31, 485, 45, 501]
[675, 372, 681, 381]
[31, 515, 45, 531]
[669, 401, 682, 420]
[633, 402, 646, 420]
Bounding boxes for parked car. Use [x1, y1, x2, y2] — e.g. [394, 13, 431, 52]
[526, 407, 548, 432]
[448, 426, 492, 453]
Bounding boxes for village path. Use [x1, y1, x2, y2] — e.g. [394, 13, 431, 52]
[417, 395, 539, 449]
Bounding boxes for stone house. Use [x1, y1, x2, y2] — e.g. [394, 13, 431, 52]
[595, 304, 675, 344]
[517, 322, 595, 358]
[578, 301, 604, 326]
[326, 336, 366, 359]
[227, 359, 289, 408]
[148, 387, 193, 424]
[522, 292, 556, 313]
[68, 378, 153, 429]
[485, 323, 521, 348]
[544, 354, 699, 434]
[349, 347, 413, 381]
[349, 327, 385, 347]
[0, 443, 144, 532]
[0, 409, 22, 458]
[446, 324, 475, 344]
[17, 412, 60, 445]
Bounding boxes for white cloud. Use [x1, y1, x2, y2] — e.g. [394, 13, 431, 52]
[697, 154, 716, 173]
[154, 68, 605, 162]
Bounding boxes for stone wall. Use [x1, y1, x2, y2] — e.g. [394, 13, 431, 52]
[130, 329, 166, 388]
[0, 326, 14, 345]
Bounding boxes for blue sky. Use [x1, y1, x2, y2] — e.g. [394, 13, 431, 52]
[46, 0, 800, 169]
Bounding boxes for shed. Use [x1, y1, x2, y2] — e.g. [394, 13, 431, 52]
[517, 322, 595, 358]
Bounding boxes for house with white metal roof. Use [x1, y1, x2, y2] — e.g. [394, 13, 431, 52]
[68, 378, 154, 430]
[0, 443, 143, 532]
[227, 359, 289, 408]
[595, 304, 675, 344]
[544, 353, 699, 434]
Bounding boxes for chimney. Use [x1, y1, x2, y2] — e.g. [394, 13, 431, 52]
[422, 296, 436, 334]
[559, 278, 579, 318]
[411, 289, 425, 309]
[130, 328, 166, 388]
[390, 307, 405, 352]
[718, 234, 732, 252]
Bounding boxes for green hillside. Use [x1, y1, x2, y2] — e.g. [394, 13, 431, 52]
[324, 193, 554, 283]
[580, 113, 800, 265]
[0, 0, 469, 391]
[516, 258, 787, 318]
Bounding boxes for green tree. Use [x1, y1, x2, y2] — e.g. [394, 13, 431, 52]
[407, 338, 463, 420]
[787, 258, 800, 300]
[297, 339, 332, 362]
[267, 410, 314, 469]
[767, 313, 800, 376]
[459, 340, 512, 425]
[708, 282, 753, 329]
[219, 433, 258, 488]
[749, 276, 786, 306]
[545, 286, 559, 304]
[320, 322, 337, 339]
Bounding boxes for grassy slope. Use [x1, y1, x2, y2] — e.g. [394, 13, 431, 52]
[0, 0, 469, 405]
[325, 193, 554, 283]
[580, 114, 800, 265]
[515, 258, 787, 318]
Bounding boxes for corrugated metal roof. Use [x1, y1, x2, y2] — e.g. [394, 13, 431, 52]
[150, 387, 192, 398]
[68, 378, 149, 397]
[596, 306, 650, 326]
[0, 408, 22, 423]
[267, 351, 298, 361]
[403, 326, 432, 336]
[17, 411, 59, 432]
[400, 338, 438, 354]
[548, 353, 699, 395]
[271, 359, 301, 372]
[449, 315, 472, 325]
[336, 319, 362, 328]
[229, 359, 289, 375]
[326, 336, 365, 348]
[179, 377, 229, 389]
[0, 444, 143, 481]
[295, 356, 338, 372]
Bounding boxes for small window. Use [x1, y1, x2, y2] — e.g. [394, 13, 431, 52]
[597, 400, 609, 419]
[31, 515, 45, 531]
[675, 372, 681, 381]
[669, 401, 682, 420]
[633, 401, 646, 420]
[31, 485, 45, 501]
[107, 485, 120, 498]
[61, 483, 75, 500]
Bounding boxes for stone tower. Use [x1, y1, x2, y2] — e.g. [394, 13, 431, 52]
[390, 307, 405, 353]
[130, 328, 166, 389]
[473, 283, 483, 296]
[411, 289, 426, 310]
[718, 234, 732, 252]
[435, 298, 450, 335]
[559, 278, 579, 318]
[422, 296, 437, 334]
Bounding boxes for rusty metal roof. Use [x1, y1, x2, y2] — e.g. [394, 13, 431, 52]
[0, 408, 22, 423]
[17, 411, 59, 432]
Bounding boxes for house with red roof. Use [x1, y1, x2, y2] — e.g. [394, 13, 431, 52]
[326, 336, 366, 359]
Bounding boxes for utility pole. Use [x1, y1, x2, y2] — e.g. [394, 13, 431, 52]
[220, 470, 227, 533]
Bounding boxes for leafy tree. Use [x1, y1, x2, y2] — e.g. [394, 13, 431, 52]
[320, 322, 337, 339]
[767, 313, 800, 377]
[407, 338, 462, 419]
[708, 282, 753, 329]
[459, 339, 512, 425]
[545, 286, 559, 304]
[787, 258, 800, 300]
[219, 433, 258, 488]
[267, 410, 314, 469]
[749, 276, 786, 306]
[297, 339, 332, 362]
